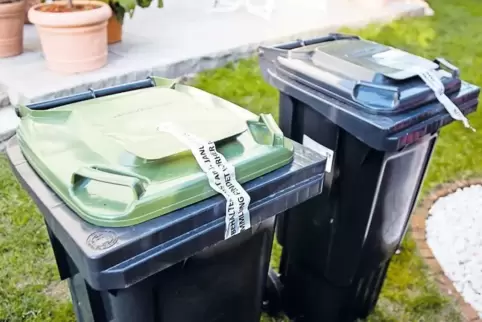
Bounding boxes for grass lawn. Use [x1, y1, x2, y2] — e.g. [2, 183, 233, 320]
[1, 0, 482, 320]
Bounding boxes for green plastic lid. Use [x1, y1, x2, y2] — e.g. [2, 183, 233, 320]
[16, 78, 294, 227]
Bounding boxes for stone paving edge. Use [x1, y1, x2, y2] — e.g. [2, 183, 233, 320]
[411, 179, 482, 322]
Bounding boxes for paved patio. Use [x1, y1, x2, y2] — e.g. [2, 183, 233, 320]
[0, 0, 431, 145]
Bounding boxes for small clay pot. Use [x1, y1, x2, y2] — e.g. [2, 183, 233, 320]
[107, 15, 122, 44]
[28, 1, 112, 74]
[0, 0, 25, 58]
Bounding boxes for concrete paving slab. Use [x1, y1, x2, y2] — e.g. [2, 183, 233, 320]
[0, 0, 428, 106]
[0, 106, 19, 150]
[0, 0, 431, 145]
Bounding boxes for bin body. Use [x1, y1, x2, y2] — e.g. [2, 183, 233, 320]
[277, 95, 436, 320]
[259, 34, 480, 321]
[48, 218, 275, 322]
[7, 135, 325, 322]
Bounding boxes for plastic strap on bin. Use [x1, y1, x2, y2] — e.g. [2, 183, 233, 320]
[416, 68, 476, 132]
[157, 122, 251, 239]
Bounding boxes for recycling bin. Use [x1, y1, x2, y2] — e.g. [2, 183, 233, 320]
[7, 77, 326, 322]
[258, 34, 480, 321]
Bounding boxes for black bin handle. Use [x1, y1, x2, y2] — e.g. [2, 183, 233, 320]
[26, 77, 156, 111]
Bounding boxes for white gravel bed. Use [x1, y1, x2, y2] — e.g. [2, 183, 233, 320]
[426, 185, 482, 318]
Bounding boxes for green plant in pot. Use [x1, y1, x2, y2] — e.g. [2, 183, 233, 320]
[103, 0, 163, 44]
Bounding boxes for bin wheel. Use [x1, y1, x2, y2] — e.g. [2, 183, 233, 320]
[263, 268, 284, 317]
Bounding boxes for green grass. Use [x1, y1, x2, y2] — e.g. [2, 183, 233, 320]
[0, 160, 75, 322]
[1, 0, 482, 320]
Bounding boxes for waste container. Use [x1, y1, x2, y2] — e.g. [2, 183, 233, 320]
[258, 34, 480, 321]
[7, 77, 326, 322]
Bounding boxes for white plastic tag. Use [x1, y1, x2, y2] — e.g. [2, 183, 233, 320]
[157, 123, 251, 239]
[416, 69, 476, 132]
[302, 135, 334, 173]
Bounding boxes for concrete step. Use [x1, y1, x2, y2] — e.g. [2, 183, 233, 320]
[0, 0, 430, 106]
[0, 106, 19, 152]
[0, 92, 10, 108]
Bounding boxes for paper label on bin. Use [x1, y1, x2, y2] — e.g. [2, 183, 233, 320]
[157, 123, 251, 239]
[302, 135, 334, 173]
[416, 68, 476, 132]
[370, 49, 439, 79]
[372, 49, 416, 70]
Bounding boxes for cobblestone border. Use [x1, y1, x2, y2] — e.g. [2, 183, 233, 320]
[411, 179, 482, 322]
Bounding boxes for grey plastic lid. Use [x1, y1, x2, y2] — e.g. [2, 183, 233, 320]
[258, 34, 480, 151]
[277, 38, 462, 114]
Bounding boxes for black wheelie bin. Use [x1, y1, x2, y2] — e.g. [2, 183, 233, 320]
[258, 34, 479, 321]
[7, 77, 326, 322]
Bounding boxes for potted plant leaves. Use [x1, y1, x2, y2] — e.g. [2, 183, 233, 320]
[0, 0, 24, 58]
[103, 0, 163, 44]
[28, 0, 111, 73]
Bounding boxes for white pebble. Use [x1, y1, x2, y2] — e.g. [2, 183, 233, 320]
[426, 185, 482, 318]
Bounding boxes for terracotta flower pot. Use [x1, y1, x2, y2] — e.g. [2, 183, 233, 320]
[107, 15, 122, 44]
[28, 1, 111, 74]
[0, 0, 25, 58]
[24, 0, 39, 24]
